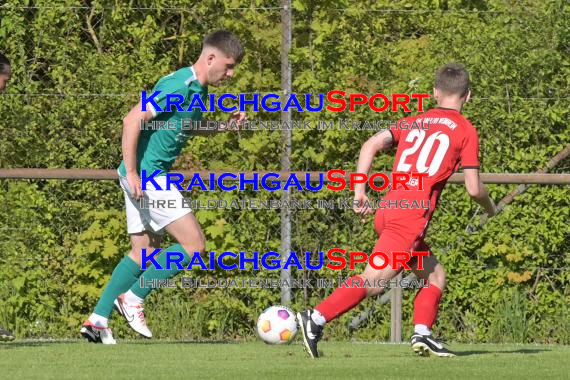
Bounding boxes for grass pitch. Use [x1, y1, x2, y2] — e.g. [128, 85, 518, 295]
[1, 340, 568, 379]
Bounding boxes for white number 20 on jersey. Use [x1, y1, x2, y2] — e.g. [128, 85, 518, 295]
[396, 130, 450, 176]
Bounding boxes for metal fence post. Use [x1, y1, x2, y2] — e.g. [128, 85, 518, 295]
[280, 0, 292, 305]
[390, 272, 402, 343]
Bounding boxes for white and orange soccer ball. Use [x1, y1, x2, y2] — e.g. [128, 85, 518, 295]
[256, 305, 298, 344]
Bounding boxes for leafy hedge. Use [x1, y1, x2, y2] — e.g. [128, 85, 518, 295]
[0, 0, 568, 343]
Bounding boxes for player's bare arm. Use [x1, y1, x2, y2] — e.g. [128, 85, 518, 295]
[464, 168, 498, 216]
[122, 100, 154, 200]
[353, 130, 394, 215]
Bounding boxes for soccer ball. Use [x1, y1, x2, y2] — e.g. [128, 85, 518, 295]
[257, 305, 298, 344]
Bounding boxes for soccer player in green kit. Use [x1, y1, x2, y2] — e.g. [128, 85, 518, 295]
[81, 31, 246, 344]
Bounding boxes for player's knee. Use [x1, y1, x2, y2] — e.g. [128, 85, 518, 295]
[175, 226, 206, 254]
[431, 264, 446, 290]
[358, 273, 386, 298]
[180, 237, 206, 257]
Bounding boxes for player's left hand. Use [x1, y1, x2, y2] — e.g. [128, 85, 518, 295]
[227, 111, 247, 130]
[353, 193, 374, 217]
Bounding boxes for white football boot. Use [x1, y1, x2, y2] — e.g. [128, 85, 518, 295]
[114, 293, 153, 338]
[80, 321, 117, 345]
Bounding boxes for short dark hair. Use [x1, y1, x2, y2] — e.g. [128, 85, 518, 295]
[435, 63, 470, 97]
[0, 52, 10, 75]
[203, 30, 245, 64]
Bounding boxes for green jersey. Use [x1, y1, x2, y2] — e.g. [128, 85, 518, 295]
[118, 66, 208, 177]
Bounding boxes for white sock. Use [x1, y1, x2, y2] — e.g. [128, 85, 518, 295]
[414, 324, 431, 336]
[88, 313, 108, 328]
[124, 290, 144, 305]
[311, 309, 327, 326]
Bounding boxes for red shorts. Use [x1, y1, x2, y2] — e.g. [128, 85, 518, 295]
[372, 207, 431, 269]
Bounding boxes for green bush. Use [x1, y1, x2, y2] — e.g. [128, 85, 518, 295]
[0, 0, 568, 343]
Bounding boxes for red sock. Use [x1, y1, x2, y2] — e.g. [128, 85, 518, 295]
[315, 276, 367, 322]
[413, 285, 442, 328]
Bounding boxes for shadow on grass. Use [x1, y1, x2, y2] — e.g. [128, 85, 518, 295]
[0, 339, 235, 349]
[0, 341, 75, 349]
[457, 348, 550, 356]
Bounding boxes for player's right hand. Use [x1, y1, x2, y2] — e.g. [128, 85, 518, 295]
[126, 173, 144, 200]
[353, 193, 374, 217]
[228, 111, 247, 130]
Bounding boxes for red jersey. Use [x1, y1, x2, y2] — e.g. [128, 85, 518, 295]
[385, 107, 480, 221]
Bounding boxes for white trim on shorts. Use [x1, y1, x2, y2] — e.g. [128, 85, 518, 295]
[119, 171, 192, 234]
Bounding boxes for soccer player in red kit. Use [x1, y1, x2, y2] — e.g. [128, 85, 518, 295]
[298, 63, 498, 358]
